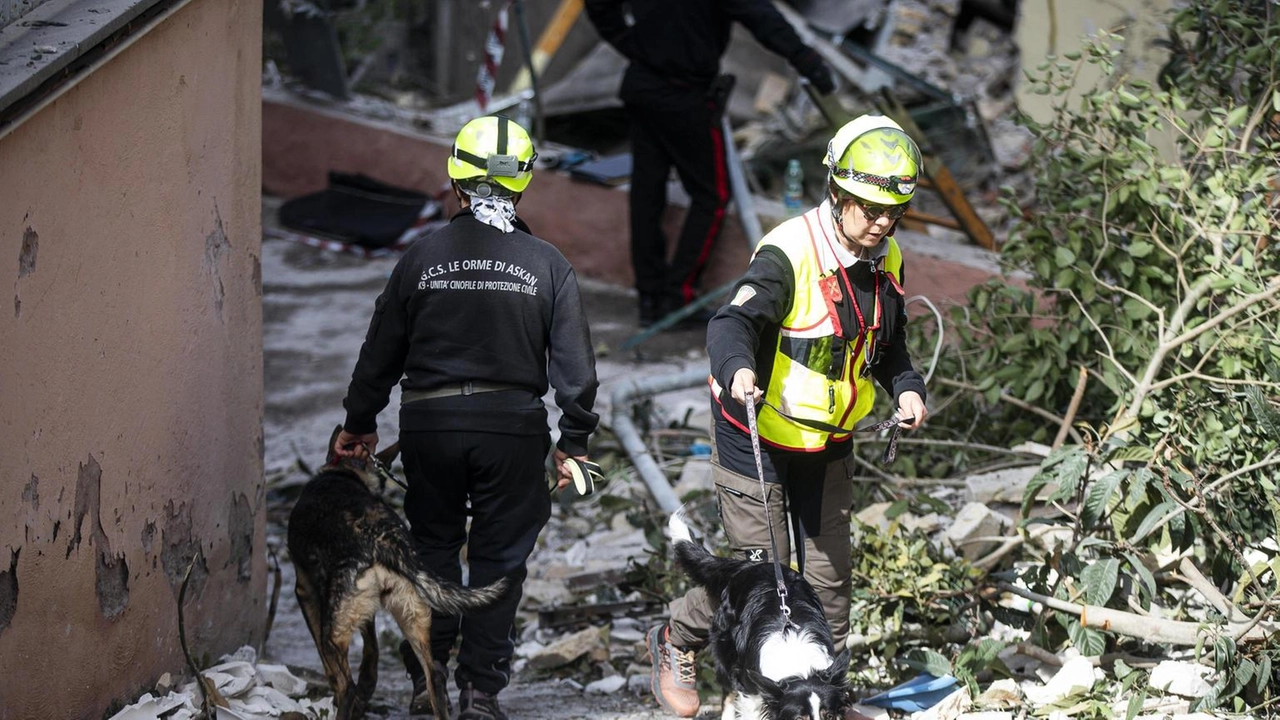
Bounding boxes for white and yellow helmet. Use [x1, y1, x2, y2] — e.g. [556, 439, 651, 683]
[826, 114, 921, 205]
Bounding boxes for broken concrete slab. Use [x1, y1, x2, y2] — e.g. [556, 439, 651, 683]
[586, 675, 627, 694]
[972, 677, 1022, 709]
[1148, 660, 1214, 699]
[944, 502, 1012, 561]
[526, 625, 609, 671]
[963, 466, 1040, 504]
[1022, 657, 1098, 707]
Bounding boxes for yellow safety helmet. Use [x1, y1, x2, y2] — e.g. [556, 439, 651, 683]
[448, 115, 537, 196]
[826, 114, 921, 205]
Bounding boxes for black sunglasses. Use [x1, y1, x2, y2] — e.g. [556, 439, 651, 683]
[838, 193, 911, 221]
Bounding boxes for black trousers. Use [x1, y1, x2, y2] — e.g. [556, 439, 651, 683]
[623, 76, 731, 307]
[400, 429, 551, 695]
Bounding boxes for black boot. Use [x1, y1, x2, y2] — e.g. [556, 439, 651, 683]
[639, 293, 664, 327]
[400, 639, 450, 717]
[458, 682, 508, 720]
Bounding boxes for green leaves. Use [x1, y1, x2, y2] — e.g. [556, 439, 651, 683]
[1080, 558, 1120, 606]
[1068, 620, 1107, 657]
[905, 648, 952, 678]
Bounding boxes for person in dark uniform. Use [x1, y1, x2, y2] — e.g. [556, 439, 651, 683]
[585, 0, 837, 326]
[332, 115, 599, 720]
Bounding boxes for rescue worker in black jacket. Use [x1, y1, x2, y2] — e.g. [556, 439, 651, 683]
[646, 115, 929, 718]
[333, 115, 599, 720]
[585, 0, 837, 326]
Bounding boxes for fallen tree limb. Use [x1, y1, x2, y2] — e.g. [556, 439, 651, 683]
[1176, 556, 1248, 622]
[1052, 366, 1088, 449]
[973, 535, 1024, 571]
[997, 582, 1276, 645]
[936, 377, 1085, 445]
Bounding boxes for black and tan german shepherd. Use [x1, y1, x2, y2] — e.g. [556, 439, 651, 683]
[287, 426, 509, 719]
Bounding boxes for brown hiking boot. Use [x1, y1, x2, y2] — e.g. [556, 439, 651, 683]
[400, 640, 449, 717]
[646, 623, 700, 717]
[458, 682, 507, 720]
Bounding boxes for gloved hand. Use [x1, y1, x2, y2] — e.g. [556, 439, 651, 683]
[796, 49, 837, 95]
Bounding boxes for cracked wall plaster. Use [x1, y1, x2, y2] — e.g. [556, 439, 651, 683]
[0, 549, 18, 636]
[15, 226, 38, 318]
[64, 456, 129, 619]
[227, 492, 254, 583]
[22, 475, 38, 510]
[18, 227, 37, 278]
[161, 501, 207, 598]
[204, 204, 229, 320]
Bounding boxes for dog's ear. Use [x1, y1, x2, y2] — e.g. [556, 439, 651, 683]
[376, 441, 401, 468]
[818, 648, 851, 686]
[746, 669, 783, 699]
[325, 424, 344, 467]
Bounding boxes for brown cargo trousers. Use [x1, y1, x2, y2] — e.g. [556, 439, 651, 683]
[666, 430, 855, 650]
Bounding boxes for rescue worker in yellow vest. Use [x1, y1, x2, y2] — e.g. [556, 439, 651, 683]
[646, 115, 930, 718]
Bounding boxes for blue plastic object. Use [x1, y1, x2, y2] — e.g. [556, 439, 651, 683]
[689, 441, 712, 457]
[861, 674, 958, 712]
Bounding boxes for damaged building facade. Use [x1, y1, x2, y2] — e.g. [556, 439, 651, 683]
[0, 0, 265, 717]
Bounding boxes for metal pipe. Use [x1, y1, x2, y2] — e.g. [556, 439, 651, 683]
[511, 0, 546, 142]
[721, 113, 764, 249]
[609, 366, 709, 513]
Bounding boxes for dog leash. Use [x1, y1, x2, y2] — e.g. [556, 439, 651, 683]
[758, 400, 913, 465]
[744, 397, 794, 622]
[358, 442, 410, 492]
[744, 396, 914, 623]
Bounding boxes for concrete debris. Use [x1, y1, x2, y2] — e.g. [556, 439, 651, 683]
[626, 673, 650, 694]
[526, 625, 609, 671]
[109, 647, 332, 720]
[585, 675, 628, 694]
[1148, 660, 1214, 699]
[1022, 657, 1099, 707]
[943, 502, 1012, 560]
[962, 466, 1039, 504]
[972, 677, 1022, 708]
[671, 456, 712, 498]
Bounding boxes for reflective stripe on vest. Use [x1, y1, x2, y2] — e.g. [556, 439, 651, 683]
[753, 206, 903, 451]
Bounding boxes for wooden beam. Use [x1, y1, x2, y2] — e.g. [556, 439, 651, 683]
[904, 209, 961, 230]
[509, 0, 583, 93]
[878, 91, 998, 251]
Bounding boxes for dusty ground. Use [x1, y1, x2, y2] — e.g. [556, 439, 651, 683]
[258, 197, 995, 719]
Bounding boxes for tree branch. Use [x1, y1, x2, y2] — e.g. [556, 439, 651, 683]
[1127, 276, 1280, 417]
[997, 582, 1276, 645]
[935, 377, 1085, 444]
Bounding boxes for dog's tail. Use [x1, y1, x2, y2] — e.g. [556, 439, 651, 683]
[376, 535, 510, 616]
[414, 572, 510, 617]
[668, 506, 751, 598]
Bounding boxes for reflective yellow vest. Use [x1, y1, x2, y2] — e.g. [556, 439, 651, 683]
[751, 206, 903, 451]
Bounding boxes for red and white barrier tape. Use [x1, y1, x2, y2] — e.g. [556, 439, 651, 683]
[475, 1, 513, 111]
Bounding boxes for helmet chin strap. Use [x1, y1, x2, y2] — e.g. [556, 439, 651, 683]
[828, 190, 897, 260]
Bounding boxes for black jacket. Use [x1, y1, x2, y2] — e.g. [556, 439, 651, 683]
[585, 0, 827, 91]
[342, 211, 599, 456]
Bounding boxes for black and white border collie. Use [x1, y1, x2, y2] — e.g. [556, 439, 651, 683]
[669, 510, 851, 720]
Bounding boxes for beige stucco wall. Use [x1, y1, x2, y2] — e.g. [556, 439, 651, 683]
[1016, 0, 1176, 122]
[0, 0, 264, 717]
